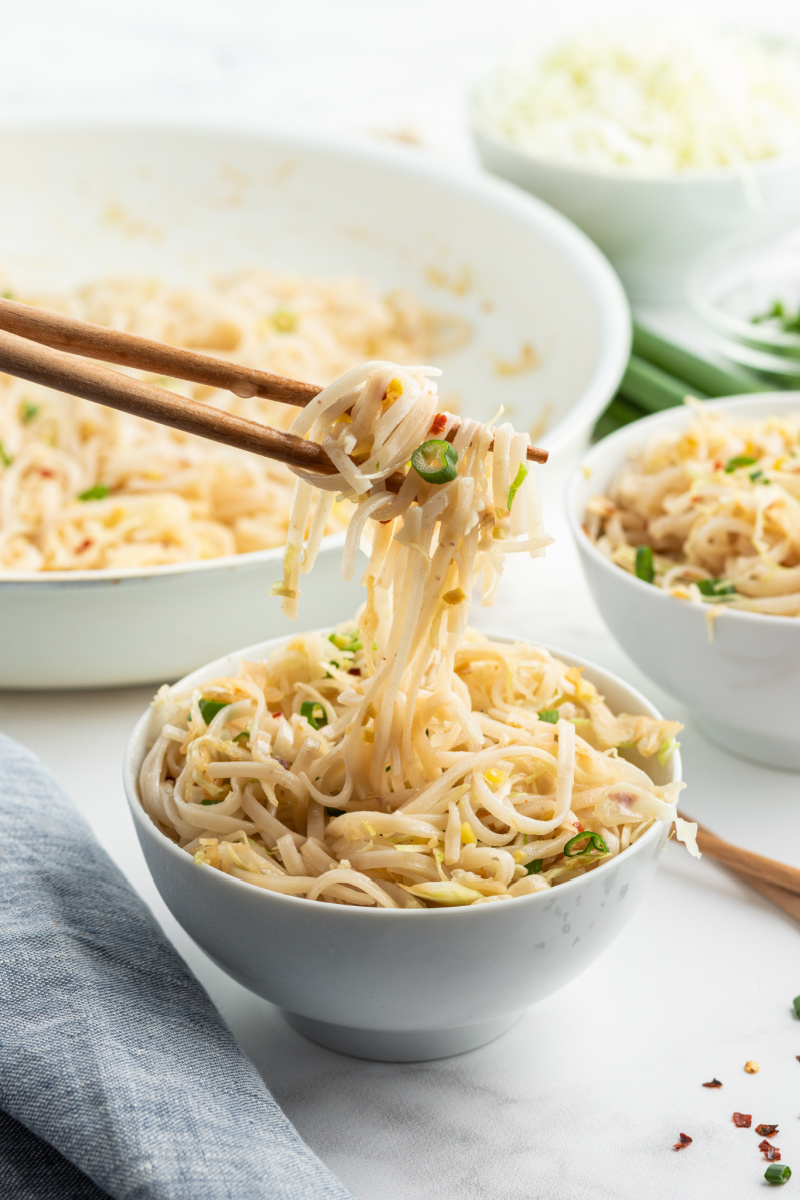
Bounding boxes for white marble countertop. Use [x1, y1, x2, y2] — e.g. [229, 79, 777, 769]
[3, 2, 800, 1197]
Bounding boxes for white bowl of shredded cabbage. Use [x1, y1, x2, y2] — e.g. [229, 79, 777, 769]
[0, 124, 628, 688]
[569, 394, 800, 769]
[471, 22, 800, 301]
[124, 630, 681, 1061]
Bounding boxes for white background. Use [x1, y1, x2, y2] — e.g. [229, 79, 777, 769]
[2, 1, 800, 1198]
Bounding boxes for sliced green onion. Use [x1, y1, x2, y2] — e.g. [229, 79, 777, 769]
[232, 730, 249, 744]
[300, 700, 327, 730]
[526, 859, 543, 875]
[750, 469, 764, 482]
[537, 709, 559, 724]
[635, 544, 655, 583]
[792, 994, 800, 1018]
[725, 455, 758, 473]
[328, 631, 362, 653]
[658, 737, 679, 766]
[564, 831, 609, 858]
[765, 1164, 791, 1184]
[0, 442, 11, 468]
[77, 484, 110, 501]
[198, 698, 229, 724]
[271, 309, 297, 333]
[507, 463, 528, 510]
[696, 579, 737, 598]
[20, 400, 39, 423]
[1, 290, 13, 299]
[411, 438, 458, 484]
[200, 798, 223, 806]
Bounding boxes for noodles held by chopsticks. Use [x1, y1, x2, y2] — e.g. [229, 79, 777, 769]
[140, 361, 695, 908]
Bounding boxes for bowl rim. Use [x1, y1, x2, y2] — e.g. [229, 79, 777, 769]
[0, 120, 630, 588]
[123, 627, 678, 922]
[472, 119, 800, 186]
[567, 391, 800, 630]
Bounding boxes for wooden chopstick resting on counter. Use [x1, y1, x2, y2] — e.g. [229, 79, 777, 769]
[0, 297, 548, 466]
[680, 812, 800, 923]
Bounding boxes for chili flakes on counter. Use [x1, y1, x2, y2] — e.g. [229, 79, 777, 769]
[733, 1113, 753, 1128]
[673, 1133, 693, 1150]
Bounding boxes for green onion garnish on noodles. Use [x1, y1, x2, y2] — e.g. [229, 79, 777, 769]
[77, 484, 110, 501]
[411, 438, 458, 484]
[696, 579, 737, 598]
[271, 309, 297, 333]
[20, 400, 39, 423]
[507, 463, 528, 510]
[725, 455, 758, 473]
[792, 995, 800, 1018]
[232, 730, 249, 744]
[300, 700, 327, 730]
[200, 798, 223, 806]
[635, 545, 655, 583]
[765, 1164, 791, 1185]
[526, 859, 543, 874]
[564, 831, 609, 858]
[537, 709, 559, 724]
[198, 698, 229, 724]
[0, 442, 12, 468]
[328, 631, 362, 653]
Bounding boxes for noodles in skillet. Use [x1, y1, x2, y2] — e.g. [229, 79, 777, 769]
[0, 272, 464, 572]
[140, 362, 695, 908]
[585, 407, 800, 616]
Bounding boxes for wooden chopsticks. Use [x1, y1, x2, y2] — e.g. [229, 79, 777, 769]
[0, 298, 549, 482]
[681, 812, 800, 924]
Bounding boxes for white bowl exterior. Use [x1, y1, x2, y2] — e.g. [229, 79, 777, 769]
[569, 394, 800, 768]
[0, 124, 629, 689]
[474, 129, 800, 303]
[123, 633, 677, 1057]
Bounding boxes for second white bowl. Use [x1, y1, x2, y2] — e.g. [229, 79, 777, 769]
[568, 394, 800, 769]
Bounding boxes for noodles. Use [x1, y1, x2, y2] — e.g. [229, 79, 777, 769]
[0, 272, 466, 572]
[140, 360, 694, 908]
[586, 407, 800, 616]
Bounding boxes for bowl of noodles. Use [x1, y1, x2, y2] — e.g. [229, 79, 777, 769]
[0, 124, 628, 688]
[124, 630, 683, 1062]
[569, 393, 800, 769]
[123, 356, 689, 1061]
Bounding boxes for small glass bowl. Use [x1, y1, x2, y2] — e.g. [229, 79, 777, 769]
[687, 221, 800, 381]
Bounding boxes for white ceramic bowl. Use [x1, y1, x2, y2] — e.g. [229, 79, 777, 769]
[568, 394, 800, 770]
[123, 631, 679, 1062]
[0, 123, 629, 690]
[472, 127, 800, 304]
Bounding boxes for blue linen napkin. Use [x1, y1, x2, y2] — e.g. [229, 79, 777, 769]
[0, 732, 353, 1200]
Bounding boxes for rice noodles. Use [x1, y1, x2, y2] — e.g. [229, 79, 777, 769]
[140, 361, 695, 909]
[586, 406, 800, 616]
[0, 272, 464, 572]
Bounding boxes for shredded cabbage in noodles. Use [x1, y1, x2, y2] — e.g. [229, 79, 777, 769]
[0, 273, 465, 572]
[140, 361, 694, 909]
[587, 407, 800, 616]
[473, 22, 800, 173]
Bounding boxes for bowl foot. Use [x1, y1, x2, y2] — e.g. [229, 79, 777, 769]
[281, 1009, 523, 1061]
[695, 716, 800, 772]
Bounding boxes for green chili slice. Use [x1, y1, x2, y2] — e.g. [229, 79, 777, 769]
[765, 1164, 791, 1184]
[635, 544, 655, 583]
[507, 463, 528, 510]
[411, 438, 458, 484]
[526, 859, 543, 875]
[232, 730, 249, 744]
[300, 700, 327, 730]
[725, 455, 758, 473]
[537, 709, 559, 724]
[77, 484, 110, 501]
[564, 831, 609, 858]
[792, 994, 800, 1019]
[198, 698, 229, 724]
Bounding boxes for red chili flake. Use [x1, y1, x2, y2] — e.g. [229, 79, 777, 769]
[756, 1124, 779, 1137]
[673, 1133, 692, 1150]
[759, 1140, 781, 1162]
[76, 539, 93, 554]
[39, 468, 55, 478]
[348, 668, 361, 675]
[574, 821, 584, 832]
[271, 711, 283, 719]
[796, 1056, 800, 1063]
[702, 1078, 723, 1088]
[733, 1113, 752, 1128]
[430, 413, 448, 435]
